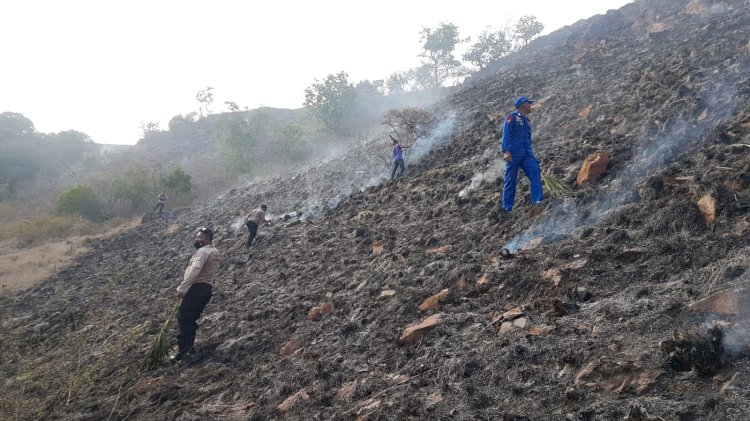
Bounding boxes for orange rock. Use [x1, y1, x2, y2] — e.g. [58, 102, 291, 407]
[280, 337, 302, 356]
[418, 289, 449, 311]
[579, 106, 592, 118]
[576, 152, 610, 186]
[399, 314, 442, 344]
[277, 388, 309, 412]
[455, 276, 466, 289]
[529, 325, 555, 335]
[307, 306, 323, 321]
[697, 194, 716, 224]
[320, 302, 334, 315]
[689, 286, 750, 315]
[426, 245, 453, 254]
[372, 240, 384, 255]
[475, 274, 490, 288]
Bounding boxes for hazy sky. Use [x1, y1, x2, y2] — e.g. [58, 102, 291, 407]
[2, 0, 631, 145]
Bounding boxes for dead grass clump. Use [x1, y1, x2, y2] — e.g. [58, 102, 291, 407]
[4, 216, 92, 247]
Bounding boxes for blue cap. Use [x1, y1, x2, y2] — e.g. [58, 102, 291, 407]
[514, 96, 534, 107]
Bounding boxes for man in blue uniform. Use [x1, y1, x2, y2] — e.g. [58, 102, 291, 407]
[499, 96, 543, 219]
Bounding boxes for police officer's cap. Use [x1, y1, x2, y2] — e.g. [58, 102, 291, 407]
[514, 96, 534, 107]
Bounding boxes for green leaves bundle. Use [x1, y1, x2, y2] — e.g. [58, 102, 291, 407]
[143, 304, 178, 370]
[542, 174, 573, 198]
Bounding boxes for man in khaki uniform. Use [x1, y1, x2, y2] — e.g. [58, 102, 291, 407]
[245, 204, 270, 247]
[172, 227, 220, 362]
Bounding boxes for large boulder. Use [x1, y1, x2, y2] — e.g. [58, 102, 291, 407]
[576, 152, 610, 186]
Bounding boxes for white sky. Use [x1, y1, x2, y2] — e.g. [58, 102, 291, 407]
[1, 0, 631, 145]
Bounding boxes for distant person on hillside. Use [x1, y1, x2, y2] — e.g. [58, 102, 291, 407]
[498, 96, 543, 220]
[172, 227, 221, 362]
[154, 192, 167, 214]
[245, 204, 270, 247]
[390, 133, 409, 180]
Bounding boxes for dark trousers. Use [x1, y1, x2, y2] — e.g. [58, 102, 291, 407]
[177, 283, 212, 353]
[246, 221, 258, 246]
[391, 159, 405, 180]
[154, 202, 165, 213]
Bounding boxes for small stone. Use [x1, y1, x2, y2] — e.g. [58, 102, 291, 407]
[277, 388, 309, 412]
[336, 382, 357, 401]
[529, 325, 555, 335]
[499, 321, 514, 334]
[513, 317, 528, 328]
[399, 314, 442, 344]
[320, 302, 334, 315]
[280, 337, 302, 356]
[419, 289, 449, 311]
[502, 307, 524, 321]
[378, 290, 397, 299]
[697, 194, 716, 224]
[426, 245, 453, 254]
[307, 306, 323, 321]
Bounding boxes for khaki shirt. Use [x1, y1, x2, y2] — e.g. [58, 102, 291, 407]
[246, 209, 267, 225]
[177, 245, 220, 293]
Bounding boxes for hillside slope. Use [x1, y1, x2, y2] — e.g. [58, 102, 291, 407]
[1, 0, 749, 419]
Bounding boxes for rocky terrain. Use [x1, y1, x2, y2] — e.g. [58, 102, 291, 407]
[1, 0, 749, 419]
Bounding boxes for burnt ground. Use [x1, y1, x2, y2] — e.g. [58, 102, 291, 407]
[2, 0, 750, 420]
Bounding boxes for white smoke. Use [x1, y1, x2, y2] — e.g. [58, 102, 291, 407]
[503, 75, 738, 253]
[459, 159, 503, 198]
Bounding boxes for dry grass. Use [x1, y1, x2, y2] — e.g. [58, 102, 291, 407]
[0, 217, 140, 294]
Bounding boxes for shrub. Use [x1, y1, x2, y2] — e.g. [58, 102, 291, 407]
[56, 184, 104, 221]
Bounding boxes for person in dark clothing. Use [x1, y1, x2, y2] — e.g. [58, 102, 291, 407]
[171, 227, 221, 362]
[154, 192, 167, 213]
[245, 204, 270, 247]
[390, 134, 409, 180]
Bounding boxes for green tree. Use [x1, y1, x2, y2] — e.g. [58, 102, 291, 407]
[140, 121, 161, 138]
[386, 71, 411, 95]
[214, 110, 271, 174]
[0, 111, 35, 141]
[225, 101, 241, 113]
[0, 113, 41, 194]
[160, 166, 192, 195]
[56, 184, 104, 221]
[463, 29, 512, 69]
[168, 113, 197, 132]
[418, 22, 465, 89]
[113, 168, 152, 211]
[273, 123, 308, 163]
[514, 16, 544, 46]
[304, 71, 358, 134]
[196, 86, 215, 117]
[381, 107, 435, 153]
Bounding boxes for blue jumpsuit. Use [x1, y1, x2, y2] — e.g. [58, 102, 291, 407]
[501, 111, 543, 211]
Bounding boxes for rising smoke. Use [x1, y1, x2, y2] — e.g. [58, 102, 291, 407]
[502, 76, 738, 253]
